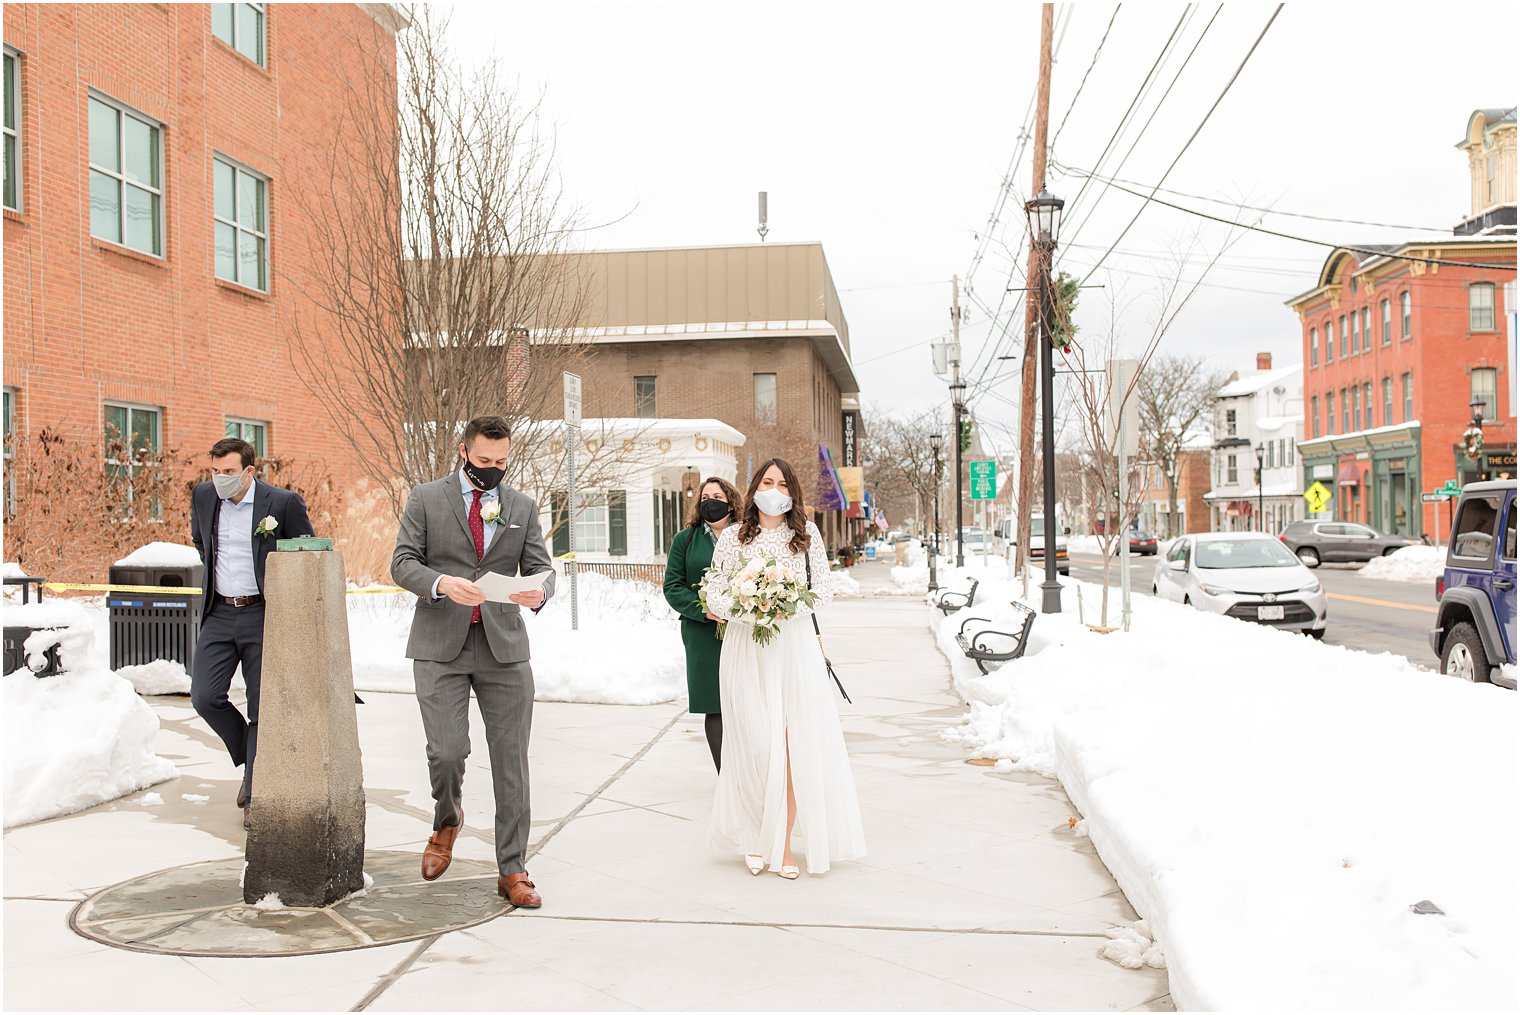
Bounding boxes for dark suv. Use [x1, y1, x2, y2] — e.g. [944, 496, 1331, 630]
[1279, 520, 1420, 567]
[1430, 481, 1516, 688]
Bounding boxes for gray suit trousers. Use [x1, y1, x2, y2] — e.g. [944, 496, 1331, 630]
[414, 624, 535, 876]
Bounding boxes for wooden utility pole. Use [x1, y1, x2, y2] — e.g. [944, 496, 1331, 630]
[1014, 3, 1054, 593]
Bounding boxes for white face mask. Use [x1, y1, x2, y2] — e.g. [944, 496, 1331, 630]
[752, 488, 793, 517]
[213, 470, 250, 500]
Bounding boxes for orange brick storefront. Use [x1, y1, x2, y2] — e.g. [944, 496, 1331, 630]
[3, 4, 400, 558]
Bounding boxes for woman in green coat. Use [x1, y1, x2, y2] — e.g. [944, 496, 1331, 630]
[663, 476, 741, 770]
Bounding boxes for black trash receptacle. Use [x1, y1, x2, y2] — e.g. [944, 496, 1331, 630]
[3, 576, 65, 676]
[107, 563, 204, 673]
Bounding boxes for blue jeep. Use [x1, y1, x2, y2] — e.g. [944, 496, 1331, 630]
[1430, 480, 1516, 688]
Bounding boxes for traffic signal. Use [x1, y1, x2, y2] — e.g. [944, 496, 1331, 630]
[959, 417, 974, 454]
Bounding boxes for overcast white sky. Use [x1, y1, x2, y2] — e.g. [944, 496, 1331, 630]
[446, 0, 1516, 450]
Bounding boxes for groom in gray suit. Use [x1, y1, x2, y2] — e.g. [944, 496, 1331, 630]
[391, 415, 556, 908]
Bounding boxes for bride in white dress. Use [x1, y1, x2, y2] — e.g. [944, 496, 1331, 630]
[704, 458, 867, 878]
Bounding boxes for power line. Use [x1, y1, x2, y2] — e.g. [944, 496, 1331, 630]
[1079, 4, 1285, 282]
[1049, 4, 1122, 150]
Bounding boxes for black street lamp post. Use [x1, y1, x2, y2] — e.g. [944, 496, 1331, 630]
[1254, 442, 1266, 533]
[950, 380, 968, 568]
[929, 431, 943, 591]
[1026, 189, 1065, 614]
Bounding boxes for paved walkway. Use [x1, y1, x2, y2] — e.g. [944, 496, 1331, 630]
[4, 559, 1172, 1011]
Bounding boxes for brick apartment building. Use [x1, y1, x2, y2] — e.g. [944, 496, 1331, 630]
[2, 4, 403, 531]
[555, 242, 864, 551]
[1136, 446, 1211, 539]
[1288, 108, 1516, 538]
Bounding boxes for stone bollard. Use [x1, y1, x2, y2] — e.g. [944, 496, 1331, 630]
[244, 542, 366, 907]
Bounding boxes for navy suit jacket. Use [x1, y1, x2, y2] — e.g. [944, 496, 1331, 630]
[190, 481, 314, 616]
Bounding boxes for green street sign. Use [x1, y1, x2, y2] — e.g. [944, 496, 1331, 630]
[1440, 480, 1461, 495]
[969, 460, 997, 500]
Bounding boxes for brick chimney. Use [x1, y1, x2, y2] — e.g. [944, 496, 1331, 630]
[1256, 352, 1273, 371]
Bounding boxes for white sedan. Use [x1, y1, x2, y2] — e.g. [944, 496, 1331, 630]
[1152, 532, 1328, 638]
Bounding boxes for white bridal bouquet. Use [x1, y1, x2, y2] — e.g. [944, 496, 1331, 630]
[700, 554, 821, 646]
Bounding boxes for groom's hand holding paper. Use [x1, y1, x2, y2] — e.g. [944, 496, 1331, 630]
[476, 569, 552, 608]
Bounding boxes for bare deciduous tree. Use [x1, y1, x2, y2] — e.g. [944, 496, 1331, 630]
[1135, 354, 1226, 539]
[860, 407, 943, 533]
[289, 9, 600, 519]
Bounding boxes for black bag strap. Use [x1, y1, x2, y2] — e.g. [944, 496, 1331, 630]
[804, 538, 852, 704]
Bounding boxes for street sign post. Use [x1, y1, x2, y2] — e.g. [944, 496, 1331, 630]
[1303, 480, 1332, 515]
[563, 373, 582, 631]
[969, 460, 996, 501]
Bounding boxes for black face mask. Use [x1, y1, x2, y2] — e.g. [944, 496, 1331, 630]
[462, 459, 506, 492]
[698, 498, 732, 523]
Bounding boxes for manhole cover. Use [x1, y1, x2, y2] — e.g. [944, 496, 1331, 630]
[70, 850, 507, 957]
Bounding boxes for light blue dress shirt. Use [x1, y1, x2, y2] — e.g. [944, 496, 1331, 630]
[430, 470, 503, 599]
[215, 479, 261, 597]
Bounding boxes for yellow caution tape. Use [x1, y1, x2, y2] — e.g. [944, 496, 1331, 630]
[555, 551, 578, 562]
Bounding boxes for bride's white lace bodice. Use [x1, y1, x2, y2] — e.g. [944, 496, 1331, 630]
[705, 520, 834, 622]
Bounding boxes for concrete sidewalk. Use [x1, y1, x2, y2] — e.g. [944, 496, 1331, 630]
[4, 560, 1172, 1011]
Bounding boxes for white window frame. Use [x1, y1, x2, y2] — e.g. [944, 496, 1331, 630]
[3, 46, 20, 212]
[754, 372, 778, 426]
[1469, 283, 1496, 331]
[573, 490, 610, 553]
[1382, 377, 1393, 427]
[1360, 306, 1371, 352]
[1402, 372, 1413, 422]
[1471, 367, 1498, 421]
[212, 3, 266, 67]
[224, 416, 268, 458]
[104, 399, 163, 516]
[634, 376, 656, 419]
[1226, 454, 1238, 485]
[1400, 291, 1411, 338]
[87, 91, 164, 257]
[213, 154, 269, 291]
[1309, 328, 1318, 367]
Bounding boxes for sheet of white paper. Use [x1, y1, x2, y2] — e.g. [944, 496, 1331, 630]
[475, 570, 552, 603]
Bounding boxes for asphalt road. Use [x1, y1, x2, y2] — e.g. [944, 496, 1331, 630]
[1064, 551, 1439, 668]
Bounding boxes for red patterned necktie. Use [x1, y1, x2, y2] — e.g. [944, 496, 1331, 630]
[469, 490, 485, 624]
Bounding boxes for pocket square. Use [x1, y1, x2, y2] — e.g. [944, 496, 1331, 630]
[509, 523, 523, 529]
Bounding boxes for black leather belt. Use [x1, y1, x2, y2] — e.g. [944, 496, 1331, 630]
[219, 594, 264, 607]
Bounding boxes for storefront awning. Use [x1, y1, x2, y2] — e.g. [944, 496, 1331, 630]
[1337, 463, 1361, 486]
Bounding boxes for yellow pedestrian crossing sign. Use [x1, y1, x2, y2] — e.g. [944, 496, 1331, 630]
[1303, 480, 1332, 513]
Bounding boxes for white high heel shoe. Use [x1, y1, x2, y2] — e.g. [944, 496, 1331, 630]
[777, 862, 799, 880]
[744, 854, 764, 875]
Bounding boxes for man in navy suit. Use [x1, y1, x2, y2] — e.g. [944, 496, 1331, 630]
[190, 436, 314, 828]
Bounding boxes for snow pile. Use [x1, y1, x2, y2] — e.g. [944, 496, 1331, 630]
[114, 542, 203, 568]
[137, 793, 164, 806]
[347, 572, 685, 705]
[930, 563, 1517, 1010]
[4, 610, 177, 828]
[1360, 545, 1446, 583]
[890, 559, 929, 594]
[1100, 920, 1166, 970]
[831, 568, 863, 598]
[1067, 534, 1108, 555]
[116, 660, 191, 695]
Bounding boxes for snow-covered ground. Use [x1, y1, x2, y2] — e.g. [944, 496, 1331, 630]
[4, 599, 177, 828]
[1359, 544, 1446, 584]
[929, 562, 1517, 1011]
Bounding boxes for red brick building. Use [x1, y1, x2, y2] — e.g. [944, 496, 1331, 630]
[3, 4, 402, 527]
[1288, 109, 1515, 538]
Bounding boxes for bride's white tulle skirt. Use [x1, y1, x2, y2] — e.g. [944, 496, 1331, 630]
[708, 615, 867, 873]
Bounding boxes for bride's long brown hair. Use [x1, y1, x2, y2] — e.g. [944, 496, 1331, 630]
[737, 457, 810, 554]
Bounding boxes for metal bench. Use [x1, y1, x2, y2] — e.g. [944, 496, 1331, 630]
[934, 578, 979, 615]
[954, 602, 1036, 674]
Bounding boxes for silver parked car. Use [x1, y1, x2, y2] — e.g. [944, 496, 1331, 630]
[1153, 532, 1328, 637]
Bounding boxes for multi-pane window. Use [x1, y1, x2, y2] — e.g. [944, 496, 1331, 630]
[1226, 454, 1238, 485]
[753, 373, 777, 425]
[1225, 408, 1237, 438]
[1469, 283, 1496, 331]
[1402, 372, 1413, 421]
[1326, 391, 1335, 434]
[1360, 307, 1371, 352]
[1339, 315, 1348, 357]
[214, 157, 268, 290]
[1380, 299, 1391, 345]
[1341, 388, 1350, 432]
[224, 418, 267, 458]
[104, 401, 162, 515]
[1400, 291, 1411, 338]
[1364, 383, 1373, 429]
[1311, 396, 1319, 437]
[1286, 439, 1294, 466]
[1471, 367, 1498, 421]
[1382, 378, 1393, 426]
[634, 376, 656, 419]
[3, 48, 19, 211]
[573, 490, 609, 552]
[2, 386, 15, 515]
[1352, 385, 1361, 431]
[1324, 321, 1334, 362]
[212, 3, 266, 66]
[1309, 328, 1318, 367]
[88, 94, 162, 255]
[1349, 311, 1359, 353]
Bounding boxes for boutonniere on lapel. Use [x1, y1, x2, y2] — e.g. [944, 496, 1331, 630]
[255, 516, 279, 538]
[480, 501, 502, 525]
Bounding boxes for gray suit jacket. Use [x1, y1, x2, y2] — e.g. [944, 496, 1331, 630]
[391, 476, 557, 665]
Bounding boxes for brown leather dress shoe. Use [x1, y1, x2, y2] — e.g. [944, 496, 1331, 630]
[243, 803, 251, 830]
[420, 817, 462, 881]
[497, 872, 542, 908]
